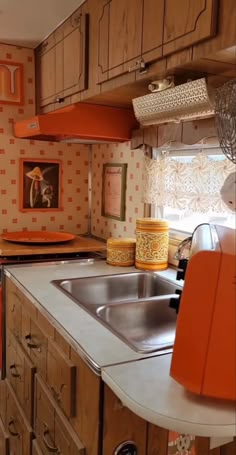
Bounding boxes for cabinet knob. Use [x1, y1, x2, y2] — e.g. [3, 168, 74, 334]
[128, 58, 148, 74]
[25, 333, 41, 350]
[55, 97, 65, 104]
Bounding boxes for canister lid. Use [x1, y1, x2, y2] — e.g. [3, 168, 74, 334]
[136, 218, 169, 227]
[107, 237, 136, 247]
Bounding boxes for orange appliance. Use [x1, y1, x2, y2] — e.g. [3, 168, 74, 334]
[170, 223, 236, 401]
[13, 103, 138, 143]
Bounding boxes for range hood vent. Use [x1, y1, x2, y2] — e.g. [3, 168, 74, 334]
[132, 78, 216, 126]
[14, 103, 138, 144]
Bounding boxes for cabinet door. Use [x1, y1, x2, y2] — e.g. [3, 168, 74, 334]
[97, 0, 143, 82]
[32, 440, 44, 455]
[5, 278, 22, 341]
[5, 380, 33, 455]
[103, 384, 147, 454]
[35, 375, 85, 455]
[47, 338, 76, 418]
[0, 417, 9, 455]
[6, 330, 35, 425]
[38, 34, 56, 108]
[163, 0, 218, 55]
[142, 0, 164, 63]
[63, 10, 89, 98]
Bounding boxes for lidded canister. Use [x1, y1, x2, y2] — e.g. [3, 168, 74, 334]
[107, 237, 136, 266]
[135, 218, 169, 271]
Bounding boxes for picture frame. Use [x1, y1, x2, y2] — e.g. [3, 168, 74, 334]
[0, 60, 24, 105]
[101, 163, 127, 221]
[19, 158, 62, 212]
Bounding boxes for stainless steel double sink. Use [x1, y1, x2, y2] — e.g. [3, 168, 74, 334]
[52, 271, 182, 353]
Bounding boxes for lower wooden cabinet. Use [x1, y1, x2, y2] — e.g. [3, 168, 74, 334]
[0, 416, 9, 455]
[103, 384, 147, 454]
[34, 374, 85, 455]
[5, 380, 33, 455]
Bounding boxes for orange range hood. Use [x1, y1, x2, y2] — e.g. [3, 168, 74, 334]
[14, 103, 139, 143]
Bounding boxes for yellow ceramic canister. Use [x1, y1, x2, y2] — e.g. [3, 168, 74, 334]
[135, 218, 169, 271]
[106, 237, 136, 266]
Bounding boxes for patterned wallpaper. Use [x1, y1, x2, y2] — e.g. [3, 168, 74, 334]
[91, 142, 145, 239]
[0, 43, 89, 235]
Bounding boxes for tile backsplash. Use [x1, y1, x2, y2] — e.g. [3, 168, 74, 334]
[0, 43, 89, 234]
[91, 142, 145, 240]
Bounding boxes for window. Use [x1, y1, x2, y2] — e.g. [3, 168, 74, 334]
[144, 148, 235, 236]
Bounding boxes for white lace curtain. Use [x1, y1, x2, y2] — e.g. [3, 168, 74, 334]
[143, 152, 235, 213]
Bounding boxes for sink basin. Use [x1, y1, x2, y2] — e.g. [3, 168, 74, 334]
[52, 272, 182, 353]
[53, 271, 178, 305]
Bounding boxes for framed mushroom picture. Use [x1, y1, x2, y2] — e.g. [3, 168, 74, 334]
[19, 158, 62, 212]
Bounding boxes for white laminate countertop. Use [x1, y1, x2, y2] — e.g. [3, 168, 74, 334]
[102, 354, 236, 438]
[4, 259, 236, 438]
[4, 259, 178, 371]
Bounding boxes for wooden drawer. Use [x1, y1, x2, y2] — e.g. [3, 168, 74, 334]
[0, 416, 9, 455]
[35, 374, 85, 455]
[5, 380, 33, 455]
[22, 317, 47, 382]
[6, 330, 35, 425]
[47, 338, 76, 418]
[32, 439, 44, 455]
[5, 278, 22, 340]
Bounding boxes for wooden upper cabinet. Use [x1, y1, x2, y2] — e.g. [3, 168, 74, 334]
[163, 0, 218, 55]
[37, 3, 89, 110]
[62, 10, 89, 98]
[97, 0, 143, 82]
[142, 0, 164, 63]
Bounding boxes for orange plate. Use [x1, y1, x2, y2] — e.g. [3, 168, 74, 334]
[2, 231, 75, 244]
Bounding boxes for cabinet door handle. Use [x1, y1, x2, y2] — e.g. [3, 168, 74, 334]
[8, 419, 19, 437]
[43, 426, 59, 453]
[25, 334, 40, 350]
[9, 364, 21, 378]
[128, 58, 148, 74]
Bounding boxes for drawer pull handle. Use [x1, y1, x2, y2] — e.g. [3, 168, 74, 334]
[9, 364, 21, 378]
[43, 426, 59, 453]
[8, 419, 19, 437]
[25, 334, 40, 350]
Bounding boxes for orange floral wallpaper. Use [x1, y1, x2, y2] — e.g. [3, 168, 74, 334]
[91, 142, 145, 239]
[0, 43, 89, 235]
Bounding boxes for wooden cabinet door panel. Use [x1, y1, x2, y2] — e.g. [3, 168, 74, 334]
[5, 278, 22, 341]
[5, 381, 33, 455]
[6, 331, 35, 425]
[103, 384, 147, 455]
[142, 0, 164, 62]
[0, 380, 7, 427]
[0, 416, 9, 455]
[163, 0, 218, 55]
[47, 338, 76, 418]
[97, 0, 143, 82]
[63, 13, 89, 98]
[35, 375, 84, 455]
[39, 47, 56, 107]
[32, 440, 44, 455]
[22, 319, 47, 381]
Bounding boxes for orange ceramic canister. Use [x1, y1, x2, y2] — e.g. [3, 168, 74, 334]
[135, 218, 169, 271]
[106, 238, 136, 266]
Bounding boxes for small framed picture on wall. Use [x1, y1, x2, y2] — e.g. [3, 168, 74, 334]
[101, 163, 127, 221]
[19, 158, 62, 212]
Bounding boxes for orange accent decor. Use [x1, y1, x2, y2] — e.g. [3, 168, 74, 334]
[2, 231, 75, 244]
[170, 225, 236, 401]
[13, 103, 138, 143]
[0, 60, 24, 105]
